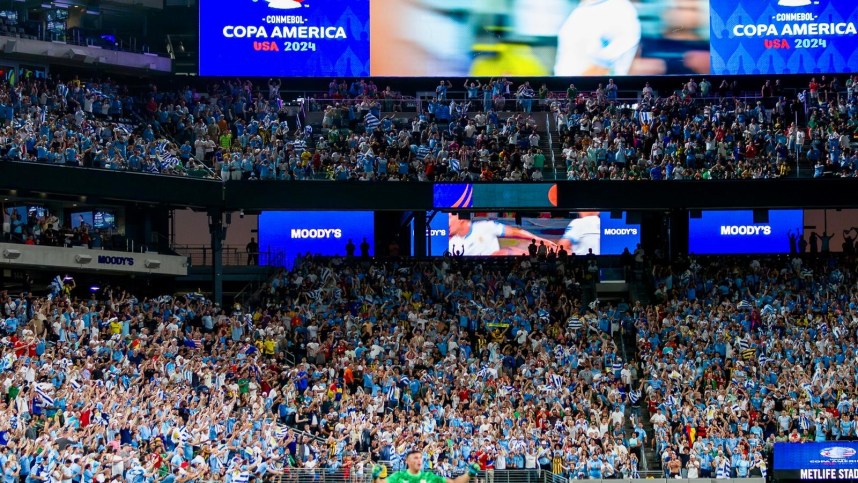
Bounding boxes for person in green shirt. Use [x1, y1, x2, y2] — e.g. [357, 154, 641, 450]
[566, 84, 578, 100]
[373, 450, 480, 483]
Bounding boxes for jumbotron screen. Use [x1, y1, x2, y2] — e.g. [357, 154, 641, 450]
[444, 212, 640, 257]
[198, 0, 856, 77]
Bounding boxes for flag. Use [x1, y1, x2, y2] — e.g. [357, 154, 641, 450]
[567, 317, 582, 330]
[156, 141, 180, 172]
[741, 348, 755, 360]
[70, 379, 82, 391]
[716, 458, 732, 479]
[364, 113, 380, 131]
[307, 289, 323, 302]
[629, 389, 641, 405]
[399, 376, 410, 385]
[35, 385, 54, 406]
[320, 267, 333, 282]
[183, 337, 201, 349]
[737, 300, 752, 309]
[550, 374, 563, 389]
[449, 158, 460, 173]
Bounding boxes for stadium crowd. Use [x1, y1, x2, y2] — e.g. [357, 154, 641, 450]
[0, 74, 855, 181]
[1, 246, 855, 481]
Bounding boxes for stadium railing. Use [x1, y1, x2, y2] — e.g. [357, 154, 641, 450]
[172, 244, 285, 267]
[545, 111, 559, 180]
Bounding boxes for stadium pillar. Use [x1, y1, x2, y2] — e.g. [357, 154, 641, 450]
[413, 211, 427, 258]
[208, 209, 226, 305]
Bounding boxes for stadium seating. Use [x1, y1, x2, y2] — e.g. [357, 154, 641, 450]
[0, 76, 854, 181]
[4, 246, 849, 481]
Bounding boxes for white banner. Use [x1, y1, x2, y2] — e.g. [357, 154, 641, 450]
[0, 243, 188, 276]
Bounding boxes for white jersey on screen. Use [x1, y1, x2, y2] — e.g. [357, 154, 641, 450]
[563, 215, 601, 256]
[554, 0, 641, 76]
[449, 220, 506, 256]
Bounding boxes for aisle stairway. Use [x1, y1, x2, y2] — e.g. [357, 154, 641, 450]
[626, 272, 662, 474]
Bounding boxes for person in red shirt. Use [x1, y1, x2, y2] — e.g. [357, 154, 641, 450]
[809, 78, 820, 102]
[745, 143, 757, 161]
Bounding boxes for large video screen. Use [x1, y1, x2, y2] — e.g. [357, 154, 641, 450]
[259, 211, 375, 267]
[690, 209, 858, 255]
[689, 210, 804, 255]
[774, 442, 858, 480]
[372, 0, 710, 76]
[199, 0, 709, 77]
[434, 184, 558, 210]
[448, 212, 639, 257]
[711, 0, 858, 75]
[199, 0, 370, 77]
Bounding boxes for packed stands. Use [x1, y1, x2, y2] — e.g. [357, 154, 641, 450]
[5, 244, 853, 481]
[0, 75, 855, 182]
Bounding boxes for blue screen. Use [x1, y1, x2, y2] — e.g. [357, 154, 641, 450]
[71, 211, 94, 229]
[599, 213, 641, 255]
[411, 212, 449, 257]
[689, 210, 804, 255]
[710, 0, 858, 75]
[94, 211, 116, 229]
[199, 0, 370, 77]
[775, 442, 858, 478]
[259, 211, 374, 267]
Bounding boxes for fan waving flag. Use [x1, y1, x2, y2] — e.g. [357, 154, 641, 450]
[156, 141, 181, 172]
[35, 384, 55, 406]
[183, 337, 202, 349]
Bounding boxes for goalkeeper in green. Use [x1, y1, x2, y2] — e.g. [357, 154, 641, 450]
[372, 450, 481, 483]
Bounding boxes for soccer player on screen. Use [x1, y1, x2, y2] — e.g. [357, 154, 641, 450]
[448, 214, 555, 256]
[558, 212, 601, 256]
[372, 451, 480, 483]
[554, 0, 642, 76]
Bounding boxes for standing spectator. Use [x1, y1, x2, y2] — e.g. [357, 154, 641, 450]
[246, 237, 259, 265]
